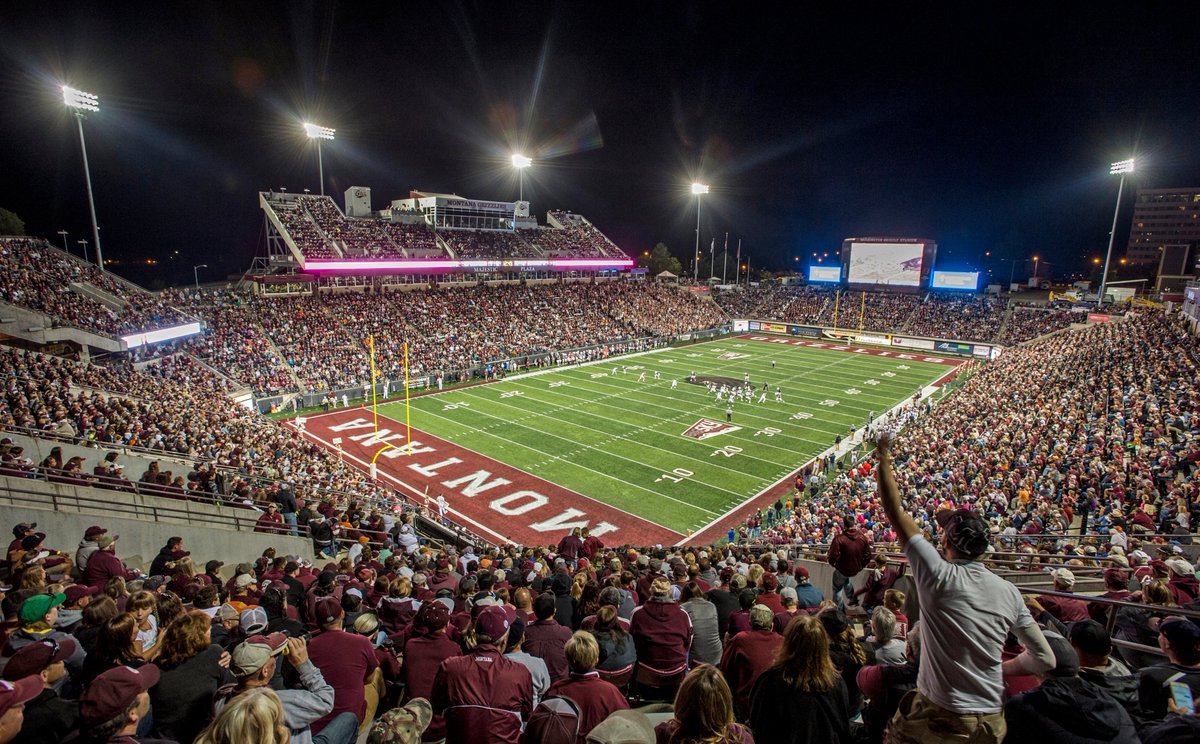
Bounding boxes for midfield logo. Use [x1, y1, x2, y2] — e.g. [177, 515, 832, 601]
[681, 418, 743, 440]
[718, 352, 750, 360]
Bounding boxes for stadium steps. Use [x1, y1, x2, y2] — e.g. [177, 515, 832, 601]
[993, 304, 1015, 341]
[436, 233, 457, 259]
[0, 298, 123, 353]
[0, 473, 312, 572]
[70, 280, 127, 312]
[244, 310, 306, 393]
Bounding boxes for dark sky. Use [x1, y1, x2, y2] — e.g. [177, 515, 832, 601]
[1, 3, 1197, 287]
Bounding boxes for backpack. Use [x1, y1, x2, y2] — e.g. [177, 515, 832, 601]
[524, 695, 580, 744]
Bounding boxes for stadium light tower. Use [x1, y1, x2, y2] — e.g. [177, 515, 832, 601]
[512, 154, 532, 201]
[691, 183, 709, 282]
[62, 86, 104, 272]
[303, 122, 335, 196]
[1098, 157, 1135, 308]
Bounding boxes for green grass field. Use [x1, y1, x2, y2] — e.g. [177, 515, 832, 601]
[376, 337, 951, 535]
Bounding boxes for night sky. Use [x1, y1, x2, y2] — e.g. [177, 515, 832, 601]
[1, 3, 1197, 288]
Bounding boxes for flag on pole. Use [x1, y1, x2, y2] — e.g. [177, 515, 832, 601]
[709, 238, 715, 254]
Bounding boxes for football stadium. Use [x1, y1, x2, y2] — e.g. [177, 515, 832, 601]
[0, 6, 1198, 744]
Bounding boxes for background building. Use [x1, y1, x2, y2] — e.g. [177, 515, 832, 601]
[1125, 186, 1200, 266]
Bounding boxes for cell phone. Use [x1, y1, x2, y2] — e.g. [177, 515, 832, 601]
[1170, 681, 1194, 713]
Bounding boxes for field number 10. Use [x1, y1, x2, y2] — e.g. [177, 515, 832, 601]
[655, 468, 694, 484]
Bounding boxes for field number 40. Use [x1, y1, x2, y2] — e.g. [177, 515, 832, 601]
[655, 468, 694, 484]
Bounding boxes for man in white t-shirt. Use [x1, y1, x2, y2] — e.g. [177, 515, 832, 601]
[436, 494, 449, 525]
[874, 433, 1053, 744]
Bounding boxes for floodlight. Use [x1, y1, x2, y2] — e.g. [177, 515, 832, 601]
[303, 122, 335, 140]
[691, 183, 710, 195]
[62, 86, 99, 112]
[1110, 158, 1135, 175]
[511, 153, 533, 169]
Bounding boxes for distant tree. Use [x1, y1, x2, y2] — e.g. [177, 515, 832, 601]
[0, 208, 25, 236]
[636, 242, 683, 277]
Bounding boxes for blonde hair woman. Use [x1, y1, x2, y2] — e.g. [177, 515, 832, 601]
[196, 687, 289, 744]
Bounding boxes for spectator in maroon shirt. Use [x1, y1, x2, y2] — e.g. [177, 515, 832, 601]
[82, 535, 139, 589]
[545, 631, 629, 743]
[1037, 568, 1091, 623]
[630, 577, 692, 674]
[854, 556, 905, 611]
[755, 573, 785, 615]
[557, 529, 585, 566]
[720, 604, 783, 721]
[580, 528, 604, 562]
[828, 515, 872, 605]
[254, 503, 286, 534]
[402, 600, 460, 742]
[773, 588, 804, 635]
[431, 605, 533, 744]
[1090, 568, 1133, 623]
[307, 595, 382, 736]
[523, 593, 572, 682]
[726, 589, 757, 642]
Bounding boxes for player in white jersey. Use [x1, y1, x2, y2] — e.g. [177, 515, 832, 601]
[758, 391, 767, 404]
[775, 387, 784, 403]
[638, 372, 646, 382]
[744, 372, 750, 383]
[671, 379, 678, 389]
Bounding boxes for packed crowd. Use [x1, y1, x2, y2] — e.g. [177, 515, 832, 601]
[1, 496, 1195, 744]
[0, 239, 192, 337]
[904, 293, 1007, 341]
[998, 306, 1080, 345]
[440, 230, 531, 259]
[0, 346, 396, 514]
[377, 223, 442, 258]
[265, 196, 339, 259]
[737, 312, 1200, 555]
[526, 222, 622, 259]
[160, 289, 298, 395]
[299, 196, 396, 258]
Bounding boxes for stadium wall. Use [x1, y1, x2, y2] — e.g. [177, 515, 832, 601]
[734, 319, 998, 359]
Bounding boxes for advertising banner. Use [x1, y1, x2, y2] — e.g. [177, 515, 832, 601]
[935, 341, 973, 355]
[760, 322, 788, 333]
[856, 334, 892, 346]
[891, 336, 937, 350]
[733, 320, 750, 332]
[1087, 313, 1111, 323]
[789, 325, 822, 338]
[973, 345, 992, 357]
[749, 321, 761, 331]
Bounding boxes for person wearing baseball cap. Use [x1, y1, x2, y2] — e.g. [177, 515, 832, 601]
[1, 638, 78, 742]
[0, 676, 42, 744]
[1138, 616, 1200, 721]
[2, 593, 86, 679]
[873, 433, 1053, 741]
[76, 664, 160, 741]
[1069, 620, 1138, 713]
[75, 526, 107, 575]
[431, 604, 533, 744]
[399, 600, 458, 742]
[57, 584, 101, 634]
[1035, 568, 1090, 623]
[367, 697, 432, 744]
[307, 594, 381, 736]
[81, 534, 139, 590]
[216, 633, 355, 744]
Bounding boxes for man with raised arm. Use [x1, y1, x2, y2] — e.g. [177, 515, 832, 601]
[873, 432, 1054, 744]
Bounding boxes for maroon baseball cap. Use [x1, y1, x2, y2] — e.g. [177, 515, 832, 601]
[84, 525, 107, 540]
[314, 595, 343, 625]
[475, 605, 511, 640]
[79, 664, 160, 724]
[0, 677, 41, 718]
[761, 572, 779, 591]
[64, 584, 101, 605]
[2, 638, 76, 680]
[794, 565, 811, 580]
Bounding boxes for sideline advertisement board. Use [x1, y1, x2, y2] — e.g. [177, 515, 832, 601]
[935, 341, 973, 355]
[1087, 313, 1111, 323]
[733, 320, 750, 332]
[790, 325, 822, 338]
[973, 345, 992, 358]
[891, 336, 936, 350]
[760, 322, 788, 333]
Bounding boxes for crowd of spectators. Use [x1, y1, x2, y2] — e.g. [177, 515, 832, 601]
[999, 306, 1080, 345]
[0, 239, 192, 337]
[377, 223, 441, 258]
[904, 293, 1007, 341]
[736, 312, 1200, 556]
[525, 223, 622, 258]
[440, 230, 531, 259]
[263, 195, 339, 259]
[161, 289, 297, 395]
[712, 284, 833, 323]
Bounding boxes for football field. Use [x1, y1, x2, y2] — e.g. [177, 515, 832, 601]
[370, 334, 958, 538]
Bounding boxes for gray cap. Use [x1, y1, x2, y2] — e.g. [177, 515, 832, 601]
[585, 709, 655, 744]
[780, 586, 798, 604]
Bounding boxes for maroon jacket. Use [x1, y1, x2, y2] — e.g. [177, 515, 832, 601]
[557, 534, 584, 561]
[403, 632, 462, 741]
[431, 644, 533, 744]
[720, 628, 783, 720]
[1037, 593, 1091, 623]
[755, 591, 785, 615]
[829, 527, 871, 577]
[630, 599, 693, 671]
[82, 548, 138, 588]
[546, 672, 630, 744]
[523, 618, 572, 682]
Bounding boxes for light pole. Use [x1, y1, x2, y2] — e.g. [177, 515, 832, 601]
[303, 122, 335, 196]
[57, 230, 69, 255]
[511, 154, 532, 202]
[78, 239, 89, 264]
[62, 86, 104, 272]
[1032, 255, 1039, 283]
[691, 183, 708, 283]
[193, 264, 208, 291]
[1099, 158, 1134, 308]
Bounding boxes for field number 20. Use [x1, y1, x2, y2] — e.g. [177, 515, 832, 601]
[711, 445, 743, 458]
[655, 468, 694, 484]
